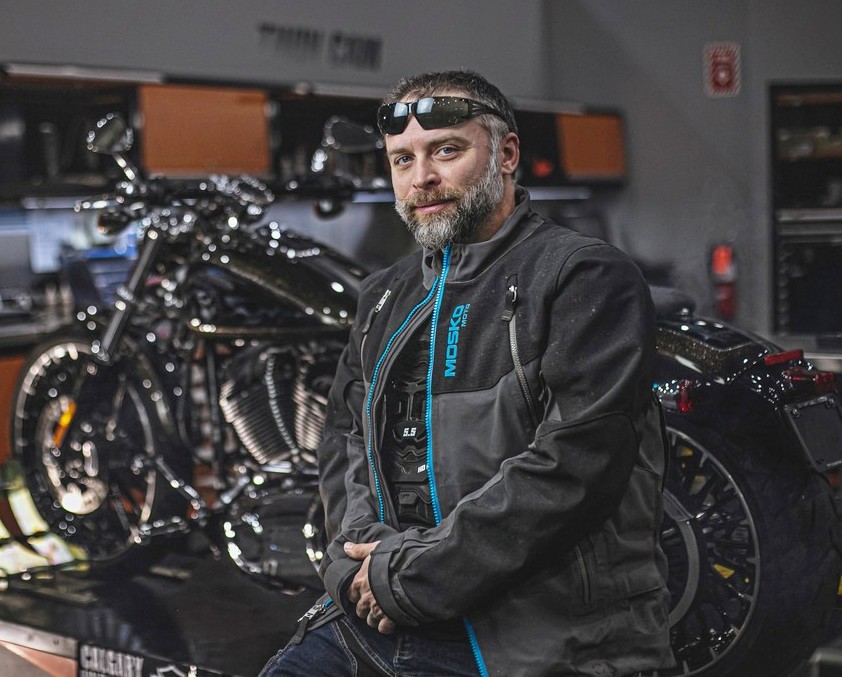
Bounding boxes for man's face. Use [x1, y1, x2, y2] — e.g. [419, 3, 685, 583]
[385, 102, 505, 250]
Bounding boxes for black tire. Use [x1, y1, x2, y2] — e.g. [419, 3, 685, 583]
[11, 335, 185, 570]
[661, 414, 841, 676]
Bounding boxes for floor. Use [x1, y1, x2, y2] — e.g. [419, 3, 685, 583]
[0, 644, 65, 677]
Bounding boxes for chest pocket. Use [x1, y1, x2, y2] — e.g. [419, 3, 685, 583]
[359, 287, 393, 376]
[431, 274, 543, 418]
[501, 273, 541, 428]
[432, 284, 510, 392]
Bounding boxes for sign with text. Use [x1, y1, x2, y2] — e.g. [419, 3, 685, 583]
[258, 22, 382, 72]
[704, 42, 741, 98]
[78, 644, 228, 677]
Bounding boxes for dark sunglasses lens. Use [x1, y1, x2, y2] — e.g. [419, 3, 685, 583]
[378, 102, 411, 135]
[415, 98, 471, 130]
[378, 97, 489, 135]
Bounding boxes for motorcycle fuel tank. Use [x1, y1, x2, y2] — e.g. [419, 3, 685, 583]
[187, 221, 364, 338]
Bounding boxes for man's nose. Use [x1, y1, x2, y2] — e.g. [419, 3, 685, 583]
[411, 157, 440, 191]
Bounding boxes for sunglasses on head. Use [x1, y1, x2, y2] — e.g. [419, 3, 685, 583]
[377, 96, 507, 135]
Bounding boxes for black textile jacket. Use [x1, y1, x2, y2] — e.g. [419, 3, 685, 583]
[316, 188, 675, 676]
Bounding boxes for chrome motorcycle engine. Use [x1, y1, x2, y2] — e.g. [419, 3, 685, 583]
[219, 343, 340, 466]
[223, 484, 323, 591]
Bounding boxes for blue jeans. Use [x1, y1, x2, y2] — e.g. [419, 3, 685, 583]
[259, 612, 479, 677]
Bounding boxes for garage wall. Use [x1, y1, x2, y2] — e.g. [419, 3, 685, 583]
[0, 0, 560, 290]
[546, 0, 842, 334]
[744, 2, 842, 335]
[4, 1, 842, 335]
[0, 0, 550, 98]
[546, 1, 752, 321]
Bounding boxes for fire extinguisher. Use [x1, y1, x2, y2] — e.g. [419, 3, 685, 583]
[710, 243, 736, 320]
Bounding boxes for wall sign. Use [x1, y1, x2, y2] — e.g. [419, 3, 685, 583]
[704, 42, 741, 98]
[258, 22, 382, 72]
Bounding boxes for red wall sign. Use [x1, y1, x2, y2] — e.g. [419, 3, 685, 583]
[704, 42, 741, 98]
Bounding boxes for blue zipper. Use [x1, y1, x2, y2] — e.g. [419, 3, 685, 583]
[424, 244, 450, 525]
[424, 245, 490, 677]
[464, 619, 489, 677]
[365, 278, 440, 522]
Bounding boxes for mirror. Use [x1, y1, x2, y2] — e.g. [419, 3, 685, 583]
[86, 113, 134, 154]
[310, 116, 389, 197]
[321, 116, 383, 154]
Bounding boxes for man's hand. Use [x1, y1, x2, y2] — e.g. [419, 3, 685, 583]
[345, 541, 396, 634]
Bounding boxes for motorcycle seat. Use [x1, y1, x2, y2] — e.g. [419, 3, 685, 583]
[649, 285, 696, 319]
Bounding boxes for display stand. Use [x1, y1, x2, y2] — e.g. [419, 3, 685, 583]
[0, 463, 321, 676]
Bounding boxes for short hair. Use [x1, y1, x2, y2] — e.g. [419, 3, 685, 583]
[381, 69, 518, 142]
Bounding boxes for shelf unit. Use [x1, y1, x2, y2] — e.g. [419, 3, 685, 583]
[771, 83, 842, 336]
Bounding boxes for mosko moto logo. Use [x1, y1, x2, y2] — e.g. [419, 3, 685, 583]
[444, 303, 470, 377]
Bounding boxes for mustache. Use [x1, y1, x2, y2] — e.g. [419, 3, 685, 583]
[399, 188, 462, 209]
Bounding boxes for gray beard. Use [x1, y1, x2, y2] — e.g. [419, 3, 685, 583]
[395, 153, 505, 251]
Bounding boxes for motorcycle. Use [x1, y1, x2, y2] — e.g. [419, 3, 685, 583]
[9, 114, 842, 676]
[10, 113, 363, 592]
[652, 286, 842, 675]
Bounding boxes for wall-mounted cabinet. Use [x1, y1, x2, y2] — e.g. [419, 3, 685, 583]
[771, 83, 842, 337]
[0, 78, 135, 200]
[0, 69, 627, 316]
[0, 70, 627, 203]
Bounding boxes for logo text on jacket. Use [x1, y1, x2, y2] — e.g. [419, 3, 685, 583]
[444, 303, 470, 377]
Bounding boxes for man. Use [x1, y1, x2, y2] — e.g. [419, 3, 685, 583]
[261, 70, 674, 677]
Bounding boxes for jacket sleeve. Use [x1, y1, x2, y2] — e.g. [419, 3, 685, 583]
[367, 244, 658, 625]
[318, 283, 399, 611]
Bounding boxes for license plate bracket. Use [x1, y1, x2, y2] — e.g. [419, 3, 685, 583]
[784, 394, 842, 472]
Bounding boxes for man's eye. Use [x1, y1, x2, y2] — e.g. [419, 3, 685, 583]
[438, 146, 457, 156]
[393, 155, 412, 166]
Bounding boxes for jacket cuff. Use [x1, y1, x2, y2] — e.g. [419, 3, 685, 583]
[368, 536, 421, 626]
[323, 556, 360, 614]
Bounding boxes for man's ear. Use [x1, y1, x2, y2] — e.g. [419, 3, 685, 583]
[499, 132, 520, 178]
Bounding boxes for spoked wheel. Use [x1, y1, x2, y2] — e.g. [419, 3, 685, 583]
[12, 337, 163, 565]
[661, 416, 841, 676]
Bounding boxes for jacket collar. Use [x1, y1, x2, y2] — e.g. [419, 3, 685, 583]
[421, 186, 538, 288]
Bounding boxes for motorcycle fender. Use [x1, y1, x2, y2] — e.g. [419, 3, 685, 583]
[660, 379, 789, 458]
[662, 377, 842, 473]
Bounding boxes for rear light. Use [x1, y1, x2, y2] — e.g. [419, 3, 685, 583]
[764, 349, 804, 366]
[783, 366, 837, 395]
[677, 380, 695, 413]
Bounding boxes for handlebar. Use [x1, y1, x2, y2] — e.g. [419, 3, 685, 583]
[74, 170, 370, 235]
[74, 175, 277, 236]
[78, 112, 388, 239]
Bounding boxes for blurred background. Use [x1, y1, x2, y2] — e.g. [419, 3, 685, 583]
[1, 1, 841, 339]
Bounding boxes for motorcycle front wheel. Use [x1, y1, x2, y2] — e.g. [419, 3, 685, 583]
[661, 415, 841, 676]
[11, 335, 178, 567]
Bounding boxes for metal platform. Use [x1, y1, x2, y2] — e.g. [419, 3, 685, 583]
[0, 545, 321, 677]
[0, 460, 322, 676]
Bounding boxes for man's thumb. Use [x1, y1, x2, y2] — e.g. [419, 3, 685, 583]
[343, 541, 358, 556]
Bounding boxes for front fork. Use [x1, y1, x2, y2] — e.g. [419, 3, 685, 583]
[52, 227, 206, 540]
[94, 228, 163, 365]
[51, 227, 163, 470]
